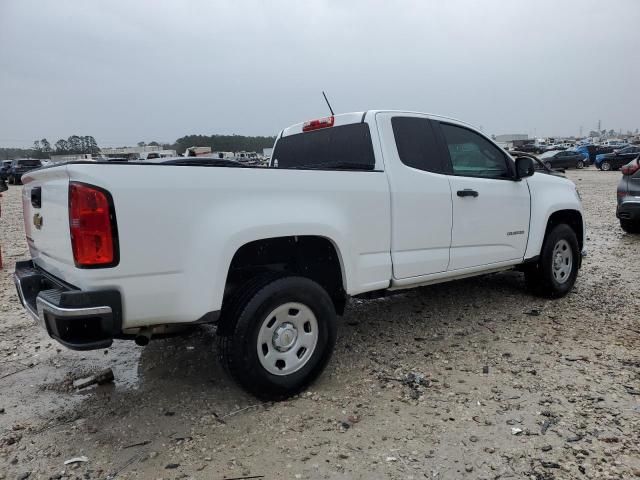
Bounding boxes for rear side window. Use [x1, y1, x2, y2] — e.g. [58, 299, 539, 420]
[272, 123, 375, 170]
[391, 117, 444, 173]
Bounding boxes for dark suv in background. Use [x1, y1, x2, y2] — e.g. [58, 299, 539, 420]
[7, 158, 42, 184]
[0, 160, 12, 181]
[617, 156, 640, 233]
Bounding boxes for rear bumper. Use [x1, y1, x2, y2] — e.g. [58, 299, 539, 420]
[616, 200, 640, 221]
[13, 260, 122, 350]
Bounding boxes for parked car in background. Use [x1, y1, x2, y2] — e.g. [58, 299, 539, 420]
[602, 139, 628, 149]
[543, 144, 567, 152]
[574, 145, 597, 164]
[516, 144, 543, 154]
[616, 157, 640, 233]
[7, 159, 43, 184]
[510, 151, 566, 177]
[0, 160, 12, 181]
[595, 145, 640, 171]
[538, 150, 586, 170]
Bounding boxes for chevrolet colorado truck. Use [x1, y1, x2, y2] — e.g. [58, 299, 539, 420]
[13, 111, 585, 399]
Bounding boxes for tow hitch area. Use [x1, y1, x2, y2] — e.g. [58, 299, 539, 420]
[13, 260, 122, 350]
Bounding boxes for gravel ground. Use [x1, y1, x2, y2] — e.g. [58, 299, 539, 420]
[1, 169, 639, 480]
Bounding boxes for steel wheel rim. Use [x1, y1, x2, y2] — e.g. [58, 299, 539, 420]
[257, 302, 318, 376]
[552, 239, 573, 284]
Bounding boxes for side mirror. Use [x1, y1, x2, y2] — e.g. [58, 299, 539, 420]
[515, 156, 535, 179]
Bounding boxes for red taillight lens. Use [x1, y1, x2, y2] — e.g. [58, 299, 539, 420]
[621, 159, 640, 176]
[302, 116, 334, 132]
[69, 182, 118, 267]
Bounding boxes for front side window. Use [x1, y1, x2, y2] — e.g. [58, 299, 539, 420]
[271, 123, 375, 170]
[440, 123, 512, 179]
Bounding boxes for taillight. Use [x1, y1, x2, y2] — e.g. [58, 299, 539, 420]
[69, 182, 118, 268]
[302, 116, 334, 132]
[621, 159, 640, 176]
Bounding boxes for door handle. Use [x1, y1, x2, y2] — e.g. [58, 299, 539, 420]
[457, 189, 479, 198]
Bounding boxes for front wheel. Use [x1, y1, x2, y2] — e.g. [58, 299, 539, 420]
[601, 161, 611, 171]
[544, 161, 552, 170]
[525, 224, 579, 298]
[217, 275, 337, 400]
[577, 160, 584, 169]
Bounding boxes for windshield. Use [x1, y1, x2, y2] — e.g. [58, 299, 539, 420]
[271, 123, 375, 170]
[539, 151, 556, 159]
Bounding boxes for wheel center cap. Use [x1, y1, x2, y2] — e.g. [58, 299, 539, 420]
[554, 253, 563, 268]
[273, 323, 298, 352]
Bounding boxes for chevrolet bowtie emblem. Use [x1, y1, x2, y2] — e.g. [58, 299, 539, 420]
[33, 213, 43, 230]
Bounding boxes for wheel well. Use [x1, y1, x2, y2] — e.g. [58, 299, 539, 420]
[545, 210, 584, 251]
[224, 236, 347, 315]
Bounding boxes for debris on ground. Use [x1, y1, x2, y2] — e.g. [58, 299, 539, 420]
[72, 368, 115, 390]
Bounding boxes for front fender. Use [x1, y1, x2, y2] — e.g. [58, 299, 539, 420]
[524, 174, 584, 260]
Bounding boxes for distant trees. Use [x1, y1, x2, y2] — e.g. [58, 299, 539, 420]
[0, 147, 32, 160]
[171, 134, 276, 155]
[34, 136, 101, 157]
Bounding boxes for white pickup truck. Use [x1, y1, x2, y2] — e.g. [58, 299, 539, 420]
[14, 110, 585, 399]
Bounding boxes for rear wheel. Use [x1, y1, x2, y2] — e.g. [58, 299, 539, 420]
[620, 220, 640, 234]
[525, 224, 579, 298]
[601, 161, 611, 171]
[217, 275, 337, 400]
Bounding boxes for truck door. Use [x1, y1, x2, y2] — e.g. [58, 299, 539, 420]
[376, 113, 453, 278]
[435, 121, 530, 271]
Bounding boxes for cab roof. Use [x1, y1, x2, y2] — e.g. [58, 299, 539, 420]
[280, 110, 477, 138]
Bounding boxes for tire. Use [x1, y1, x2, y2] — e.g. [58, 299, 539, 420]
[577, 160, 584, 169]
[544, 161, 552, 170]
[620, 220, 640, 234]
[217, 275, 337, 400]
[524, 224, 579, 298]
[601, 161, 611, 171]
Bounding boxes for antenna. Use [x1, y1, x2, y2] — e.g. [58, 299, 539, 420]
[322, 91, 335, 116]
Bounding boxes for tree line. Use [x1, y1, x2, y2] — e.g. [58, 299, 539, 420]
[1, 133, 276, 160]
[31, 136, 100, 159]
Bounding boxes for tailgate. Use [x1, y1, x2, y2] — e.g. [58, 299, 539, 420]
[21, 166, 76, 273]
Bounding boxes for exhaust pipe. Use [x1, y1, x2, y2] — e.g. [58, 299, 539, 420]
[135, 328, 152, 346]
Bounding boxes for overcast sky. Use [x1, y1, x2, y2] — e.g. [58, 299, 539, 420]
[1, 0, 638, 148]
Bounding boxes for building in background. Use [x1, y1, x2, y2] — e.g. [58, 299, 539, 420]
[494, 134, 528, 143]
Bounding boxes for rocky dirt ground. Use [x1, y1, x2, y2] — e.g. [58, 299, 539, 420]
[1, 169, 639, 480]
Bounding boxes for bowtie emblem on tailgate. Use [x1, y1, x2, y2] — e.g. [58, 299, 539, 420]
[33, 213, 43, 230]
